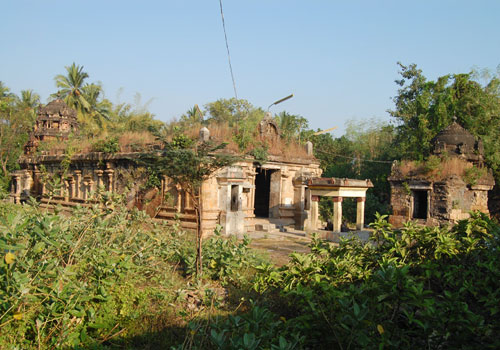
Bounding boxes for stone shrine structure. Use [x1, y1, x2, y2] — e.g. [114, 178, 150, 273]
[10, 100, 324, 235]
[308, 177, 373, 235]
[389, 120, 494, 227]
[24, 99, 79, 155]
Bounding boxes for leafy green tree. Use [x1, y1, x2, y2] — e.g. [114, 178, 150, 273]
[139, 136, 236, 275]
[107, 92, 163, 134]
[204, 98, 266, 150]
[204, 98, 260, 126]
[274, 111, 309, 144]
[0, 83, 36, 180]
[390, 63, 500, 169]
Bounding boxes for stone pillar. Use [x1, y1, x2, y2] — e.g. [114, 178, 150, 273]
[269, 170, 281, 218]
[95, 170, 103, 189]
[332, 196, 343, 233]
[69, 177, 76, 199]
[175, 184, 182, 212]
[83, 176, 93, 200]
[13, 174, 21, 203]
[356, 197, 366, 230]
[305, 194, 319, 232]
[104, 169, 114, 192]
[87, 178, 94, 199]
[64, 178, 70, 201]
[310, 198, 319, 231]
[23, 171, 33, 198]
[41, 181, 46, 197]
[185, 190, 192, 209]
[33, 168, 41, 196]
[73, 170, 81, 198]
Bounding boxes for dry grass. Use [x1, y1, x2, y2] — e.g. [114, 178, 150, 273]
[396, 157, 487, 182]
[118, 131, 159, 152]
[35, 123, 312, 161]
[183, 121, 312, 159]
[36, 131, 160, 155]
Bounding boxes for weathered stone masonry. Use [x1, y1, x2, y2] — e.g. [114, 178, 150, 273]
[10, 100, 323, 236]
[389, 120, 494, 227]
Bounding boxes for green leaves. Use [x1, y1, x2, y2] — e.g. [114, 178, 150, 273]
[247, 213, 500, 349]
[0, 192, 186, 348]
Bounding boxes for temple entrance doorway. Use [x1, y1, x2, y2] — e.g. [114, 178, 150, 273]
[254, 168, 272, 217]
[412, 190, 428, 219]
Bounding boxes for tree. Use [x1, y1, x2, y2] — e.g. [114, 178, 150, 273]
[140, 135, 236, 275]
[204, 98, 266, 151]
[16, 89, 40, 121]
[204, 98, 259, 126]
[178, 104, 204, 129]
[274, 111, 309, 144]
[81, 82, 111, 131]
[0, 83, 35, 180]
[108, 95, 163, 134]
[389, 63, 500, 170]
[53, 62, 91, 114]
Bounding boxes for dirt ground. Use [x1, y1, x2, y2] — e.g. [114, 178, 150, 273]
[247, 229, 372, 266]
[249, 236, 312, 266]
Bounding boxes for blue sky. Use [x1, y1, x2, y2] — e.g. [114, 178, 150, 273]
[2, 0, 499, 136]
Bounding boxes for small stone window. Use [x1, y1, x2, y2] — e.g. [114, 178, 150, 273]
[412, 190, 428, 219]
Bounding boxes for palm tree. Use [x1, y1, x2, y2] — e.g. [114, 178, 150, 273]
[180, 104, 204, 127]
[83, 83, 111, 128]
[53, 63, 90, 113]
[16, 90, 40, 122]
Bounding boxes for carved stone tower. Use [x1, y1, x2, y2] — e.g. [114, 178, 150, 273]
[24, 99, 79, 155]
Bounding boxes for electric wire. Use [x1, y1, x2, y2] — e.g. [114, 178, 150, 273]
[316, 150, 395, 164]
[218, 0, 238, 100]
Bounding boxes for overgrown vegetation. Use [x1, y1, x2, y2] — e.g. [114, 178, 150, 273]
[0, 194, 264, 349]
[2, 191, 499, 349]
[246, 213, 500, 349]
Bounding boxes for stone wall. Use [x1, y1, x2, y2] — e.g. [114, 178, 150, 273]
[389, 176, 492, 227]
[11, 151, 322, 236]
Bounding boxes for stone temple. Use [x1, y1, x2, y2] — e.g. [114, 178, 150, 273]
[389, 120, 495, 227]
[10, 101, 326, 235]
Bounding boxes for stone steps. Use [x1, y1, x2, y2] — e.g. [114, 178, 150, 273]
[245, 217, 310, 241]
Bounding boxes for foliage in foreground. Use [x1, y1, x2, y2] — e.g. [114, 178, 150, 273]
[247, 213, 500, 349]
[0, 195, 264, 349]
[2, 193, 500, 350]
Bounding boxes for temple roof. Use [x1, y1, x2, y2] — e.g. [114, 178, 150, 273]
[38, 99, 77, 120]
[432, 121, 476, 149]
[431, 119, 484, 161]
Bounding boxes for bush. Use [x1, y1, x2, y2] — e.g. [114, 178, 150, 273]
[0, 194, 186, 348]
[251, 213, 500, 349]
[91, 136, 120, 153]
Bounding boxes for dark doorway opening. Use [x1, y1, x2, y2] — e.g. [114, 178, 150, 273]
[254, 168, 272, 217]
[412, 190, 428, 219]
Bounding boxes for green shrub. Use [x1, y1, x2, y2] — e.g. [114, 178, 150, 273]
[202, 227, 262, 285]
[0, 194, 186, 348]
[463, 165, 487, 186]
[174, 303, 304, 350]
[251, 213, 500, 349]
[92, 136, 120, 153]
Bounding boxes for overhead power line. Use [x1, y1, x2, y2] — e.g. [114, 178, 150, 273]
[218, 0, 238, 100]
[316, 150, 394, 164]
